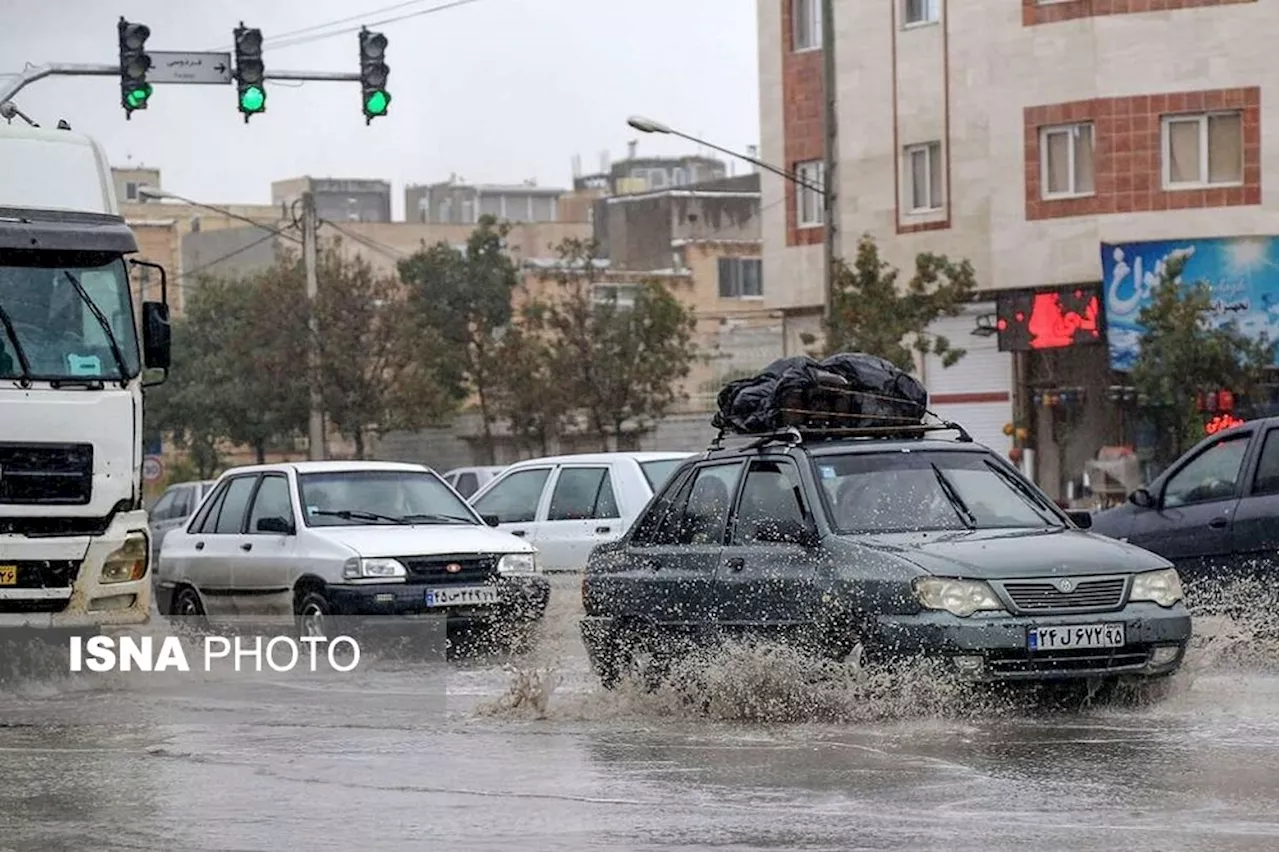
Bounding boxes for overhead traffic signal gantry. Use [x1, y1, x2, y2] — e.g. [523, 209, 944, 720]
[359, 28, 390, 124]
[117, 17, 152, 118]
[233, 23, 266, 121]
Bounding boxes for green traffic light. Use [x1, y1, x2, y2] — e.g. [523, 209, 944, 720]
[239, 85, 266, 113]
[365, 89, 389, 116]
[125, 84, 152, 109]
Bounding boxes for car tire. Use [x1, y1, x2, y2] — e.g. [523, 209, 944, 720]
[170, 586, 209, 632]
[295, 590, 332, 641]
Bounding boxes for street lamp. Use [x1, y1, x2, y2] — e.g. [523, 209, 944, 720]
[626, 115, 824, 195]
[626, 114, 836, 328]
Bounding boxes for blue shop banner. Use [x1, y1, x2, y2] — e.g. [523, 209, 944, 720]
[1102, 235, 1279, 371]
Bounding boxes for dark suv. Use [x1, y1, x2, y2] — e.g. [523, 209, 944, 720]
[580, 425, 1192, 687]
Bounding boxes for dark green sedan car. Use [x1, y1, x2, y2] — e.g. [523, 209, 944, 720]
[580, 426, 1192, 687]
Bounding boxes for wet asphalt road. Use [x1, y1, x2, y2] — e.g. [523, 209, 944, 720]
[0, 579, 1275, 852]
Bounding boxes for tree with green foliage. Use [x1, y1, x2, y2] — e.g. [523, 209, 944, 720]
[490, 310, 568, 456]
[1131, 255, 1274, 464]
[534, 238, 698, 451]
[398, 216, 519, 463]
[813, 234, 977, 372]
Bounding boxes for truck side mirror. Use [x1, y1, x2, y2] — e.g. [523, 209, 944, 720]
[142, 301, 171, 371]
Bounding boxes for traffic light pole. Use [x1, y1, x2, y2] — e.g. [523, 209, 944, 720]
[0, 63, 359, 106]
[301, 191, 327, 461]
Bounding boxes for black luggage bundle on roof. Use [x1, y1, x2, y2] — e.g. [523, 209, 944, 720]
[711, 352, 931, 438]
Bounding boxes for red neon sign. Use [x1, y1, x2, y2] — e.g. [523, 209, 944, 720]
[1205, 414, 1245, 435]
[996, 286, 1104, 352]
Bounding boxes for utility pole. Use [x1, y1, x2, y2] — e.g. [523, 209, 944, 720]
[302, 191, 326, 460]
[820, 0, 839, 328]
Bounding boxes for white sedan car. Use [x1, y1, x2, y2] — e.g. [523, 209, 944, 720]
[155, 461, 548, 637]
[468, 452, 690, 571]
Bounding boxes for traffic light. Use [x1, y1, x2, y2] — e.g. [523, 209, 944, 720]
[359, 28, 390, 124]
[233, 23, 266, 121]
[117, 18, 152, 118]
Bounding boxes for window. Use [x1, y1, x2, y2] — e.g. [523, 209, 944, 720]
[1163, 434, 1250, 508]
[792, 0, 822, 51]
[903, 0, 940, 26]
[454, 472, 480, 499]
[189, 482, 227, 534]
[795, 160, 825, 227]
[672, 167, 687, 186]
[816, 451, 1062, 534]
[905, 142, 943, 212]
[297, 470, 477, 527]
[1252, 430, 1278, 496]
[125, 181, 138, 201]
[213, 476, 257, 534]
[640, 459, 685, 493]
[150, 489, 178, 521]
[248, 475, 294, 533]
[472, 467, 551, 524]
[732, 460, 811, 545]
[171, 488, 193, 519]
[717, 257, 764, 299]
[641, 463, 743, 547]
[1162, 112, 1243, 188]
[1041, 123, 1095, 198]
[547, 467, 620, 521]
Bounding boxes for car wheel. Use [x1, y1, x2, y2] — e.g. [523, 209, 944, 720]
[170, 586, 208, 631]
[295, 590, 331, 641]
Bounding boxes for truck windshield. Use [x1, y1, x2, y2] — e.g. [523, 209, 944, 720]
[0, 255, 139, 382]
[814, 450, 1065, 533]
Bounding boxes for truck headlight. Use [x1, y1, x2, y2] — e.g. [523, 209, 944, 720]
[913, 577, 1005, 617]
[342, 557, 407, 581]
[1130, 568, 1183, 607]
[101, 533, 149, 584]
[498, 553, 538, 575]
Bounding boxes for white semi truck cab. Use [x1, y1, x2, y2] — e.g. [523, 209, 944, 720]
[0, 122, 171, 629]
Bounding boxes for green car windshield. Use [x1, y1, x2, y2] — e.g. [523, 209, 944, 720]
[814, 450, 1064, 534]
[0, 255, 140, 382]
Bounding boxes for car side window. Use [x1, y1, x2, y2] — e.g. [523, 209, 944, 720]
[151, 489, 177, 521]
[455, 472, 479, 499]
[1251, 429, 1278, 495]
[1163, 434, 1251, 508]
[547, 467, 621, 521]
[473, 467, 551, 524]
[213, 476, 258, 534]
[190, 482, 228, 534]
[175, 487, 195, 518]
[732, 459, 810, 545]
[247, 474, 294, 533]
[649, 462, 743, 546]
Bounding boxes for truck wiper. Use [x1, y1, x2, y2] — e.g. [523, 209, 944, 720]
[931, 463, 977, 529]
[0, 300, 34, 387]
[61, 271, 129, 387]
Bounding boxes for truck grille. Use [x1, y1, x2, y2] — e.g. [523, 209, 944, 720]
[400, 555, 497, 585]
[999, 576, 1128, 613]
[0, 443, 93, 505]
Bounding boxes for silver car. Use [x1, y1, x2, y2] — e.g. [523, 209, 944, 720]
[147, 479, 215, 562]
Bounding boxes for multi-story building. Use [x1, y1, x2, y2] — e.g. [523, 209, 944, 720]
[404, 178, 568, 225]
[573, 142, 731, 196]
[758, 0, 1278, 499]
[271, 176, 392, 223]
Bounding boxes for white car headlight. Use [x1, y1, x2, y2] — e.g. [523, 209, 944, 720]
[913, 577, 1005, 617]
[498, 552, 539, 575]
[1130, 567, 1183, 607]
[342, 557, 408, 581]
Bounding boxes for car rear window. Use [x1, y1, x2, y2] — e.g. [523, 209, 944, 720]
[640, 459, 683, 492]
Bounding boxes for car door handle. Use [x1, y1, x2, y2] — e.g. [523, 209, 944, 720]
[1209, 517, 1229, 529]
[596, 526, 612, 534]
[240, 543, 253, 552]
[726, 557, 746, 572]
[194, 541, 205, 551]
[510, 530, 527, 538]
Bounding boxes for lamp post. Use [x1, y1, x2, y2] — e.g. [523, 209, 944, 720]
[626, 114, 835, 324]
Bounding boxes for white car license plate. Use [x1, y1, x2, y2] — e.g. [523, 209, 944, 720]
[424, 586, 499, 608]
[1027, 623, 1125, 651]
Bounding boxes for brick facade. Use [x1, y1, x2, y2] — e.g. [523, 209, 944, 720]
[781, 0, 825, 247]
[1022, 0, 1255, 27]
[1024, 87, 1262, 221]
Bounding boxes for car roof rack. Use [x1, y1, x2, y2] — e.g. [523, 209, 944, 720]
[708, 413, 973, 451]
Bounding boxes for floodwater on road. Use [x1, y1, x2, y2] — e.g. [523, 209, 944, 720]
[0, 577, 1275, 852]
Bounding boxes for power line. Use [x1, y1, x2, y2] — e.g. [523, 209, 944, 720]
[321, 220, 407, 260]
[176, 230, 284, 283]
[212, 0, 488, 53]
[142, 190, 301, 245]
